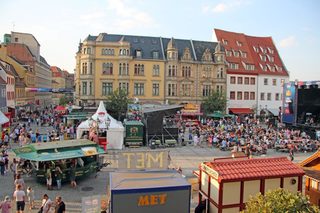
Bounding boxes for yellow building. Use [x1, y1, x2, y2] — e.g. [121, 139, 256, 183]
[75, 33, 227, 106]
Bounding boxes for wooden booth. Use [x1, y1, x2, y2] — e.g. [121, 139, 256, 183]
[299, 150, 320, 207]
[197, 157, 304, 213]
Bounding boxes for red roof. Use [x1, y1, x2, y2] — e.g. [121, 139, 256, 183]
[214, 29, 289, 77]
[229, 108, 253, 114]
[204, 157, 304, 182]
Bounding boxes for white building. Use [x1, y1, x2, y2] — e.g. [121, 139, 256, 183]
[215, 29, 289, 116]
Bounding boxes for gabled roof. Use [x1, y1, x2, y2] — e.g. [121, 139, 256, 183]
[299, 150, 320, 167]
[204, 157, 304, 182]
[214, 28, 289, 76]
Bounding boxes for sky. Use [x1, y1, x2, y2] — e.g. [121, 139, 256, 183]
[0, 0, 319, 81]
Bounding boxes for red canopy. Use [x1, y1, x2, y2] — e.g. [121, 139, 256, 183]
[229, 108, 253, 114]
[55, 105, 66, 111]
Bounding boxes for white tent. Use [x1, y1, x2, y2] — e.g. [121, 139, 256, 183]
[0, 111, 9, 125]
[76, 101, 125, 150]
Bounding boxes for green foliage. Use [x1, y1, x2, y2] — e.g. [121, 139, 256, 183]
[243, 188, 320, 213]
[201, 91, 227, 114]
[106, 89, 129, 120]
[59, 96, 72, 105]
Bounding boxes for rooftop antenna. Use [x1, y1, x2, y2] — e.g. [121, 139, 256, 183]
[12, 22, 15, 31]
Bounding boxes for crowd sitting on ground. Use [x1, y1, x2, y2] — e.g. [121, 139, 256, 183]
[177, 116, 320, 156]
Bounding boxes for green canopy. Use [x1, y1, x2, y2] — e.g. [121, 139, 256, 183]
[13, 139, 105, 161]
[206, 111, 224, 118]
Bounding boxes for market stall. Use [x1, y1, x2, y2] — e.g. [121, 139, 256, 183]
[12, 139, 105, 183]
[76, 101, 124, 150]
[109, 170, 191, 213]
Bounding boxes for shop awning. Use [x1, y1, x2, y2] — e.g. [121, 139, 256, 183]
[229, 108, 253, 114]
[206, 111, 224, 118]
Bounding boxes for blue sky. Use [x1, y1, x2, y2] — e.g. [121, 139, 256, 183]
[1, 0, 319, 80]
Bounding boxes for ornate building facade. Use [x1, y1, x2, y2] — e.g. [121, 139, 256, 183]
[75, 33, 227, 106]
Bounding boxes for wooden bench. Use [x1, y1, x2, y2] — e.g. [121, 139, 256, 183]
[165, 139, 177, 147]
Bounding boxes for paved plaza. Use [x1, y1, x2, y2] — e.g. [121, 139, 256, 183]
[0, 123, 313, 212]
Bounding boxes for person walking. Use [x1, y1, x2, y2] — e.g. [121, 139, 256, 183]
[13, 184, 25, 213]
[10, 158, 18, 181]
[55, 166, 63, 190]
[40, 194, 53, 213]
[26, 187, 35, 210]
[0, 154, 5, 176]
[14, 174, 25, 190]
[0, 196, 11, 213]
[54, 196, 65, 213]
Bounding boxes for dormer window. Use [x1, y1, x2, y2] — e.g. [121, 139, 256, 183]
[136, 50, 142, 58]
[233, 50, 239, 57]
[260, 54, 267, 62]
[253, 46, 259, 53]
[152, 51, 159, 59]
[236, 41, 242, 47]
[241, 51, 247, 58]
[222, 39, 228, 45]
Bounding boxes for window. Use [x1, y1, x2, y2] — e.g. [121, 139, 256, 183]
[275, 93, 280, 101]
[217, 68, 224, 79]
[260, 93, 265, 100]
[230, 76, 236, 84]
[253, 46, 259, 53]
[260, 64, 267, 71]
[267, 55, 274, 62]
[102, 82, 113, 96]
[236, 41, 242, 47]
[89, 62, 93, 74]
[15, 37, 18, 42]
[167, 83, 177, 96]
[233, 51, 240, 57]
[119, 63, 129, 75]
[152, 51, 159, 59]
[102, 48, 114, 55]
[229, 63, 239, 69]
[182, 84, 191, 96]
[168, 65, 177, 77]
[237, 77, 243, 84]
[250, 92, 255, 100]
[311, 180, 318, 190]
[134, 64, 144, 75]
[241, 52, 247, 58]
[152, 83, 160, 96]
[89, 82, 93, 95]
[226, 50, 232, 57]
[82, 62, 88, 75]
[264, 78, 268, 85]
[119, 49, 129, 56]
[260, 54, 267, 62]
[244, 92, 249, 100]
[272, 79, 277, 86]
[119, 82, 129, 94]
[216, 85, 223, 94]
[230, 91, 235, 100]
[244, 77, 249, 85]
[245, 64, 255, 70]
[82, 82, 87, 95]
[237, 92, 242, 100]
[203, 85, 211, 97]
[87, 48, 91, 54]
[102, 63, 113, 75]
[136, 50, 142, 58]
[153, 65, 160, 76]
[222, 39, 228, 45]
[134, 83, 144, 96]
[267, 93, 271, 101]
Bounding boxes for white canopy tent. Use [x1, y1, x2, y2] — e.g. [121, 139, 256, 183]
[0, 111, 9, 125]
[76, 101, 125, 150]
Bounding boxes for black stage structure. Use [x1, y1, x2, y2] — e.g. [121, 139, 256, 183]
[142, 105, 183, 146]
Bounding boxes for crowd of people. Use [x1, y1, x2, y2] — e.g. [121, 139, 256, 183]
[178, 116, 320, 159]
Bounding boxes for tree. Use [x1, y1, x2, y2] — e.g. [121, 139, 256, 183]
[107, 89, 129, 121]
[59, 96, 72, 105]
[201, 91, 227, 114]
[243, 188, 320, 213]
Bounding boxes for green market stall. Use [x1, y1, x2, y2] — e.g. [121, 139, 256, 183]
[124, 120, 144, 147]
[13, 139, 105, 183]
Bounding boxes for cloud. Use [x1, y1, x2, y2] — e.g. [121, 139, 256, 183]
[279, 36, 296, 48]
[212, 3, 228, 13]
[203, 0, 250, 14]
